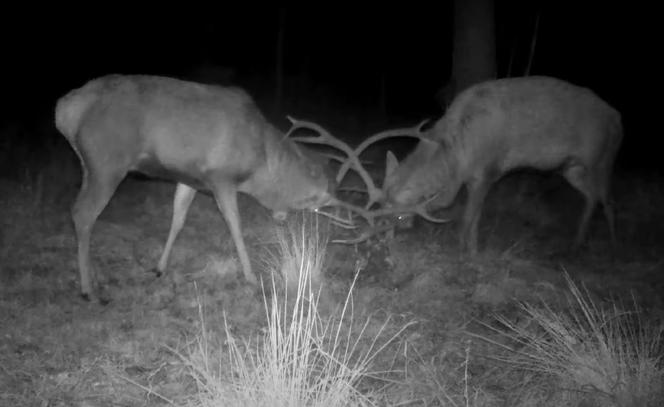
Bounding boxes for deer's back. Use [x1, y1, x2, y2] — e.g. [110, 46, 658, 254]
[57, 75, 273, 183]
[435, 76, 622, 172]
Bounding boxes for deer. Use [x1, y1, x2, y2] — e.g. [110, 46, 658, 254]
[338, 76, 623, 253]
[55, 74, 367, 302]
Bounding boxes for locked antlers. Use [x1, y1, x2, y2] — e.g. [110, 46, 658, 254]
[286, 116, 449, 243]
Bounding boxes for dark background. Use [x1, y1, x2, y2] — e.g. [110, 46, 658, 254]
[0, 2, 657, 172]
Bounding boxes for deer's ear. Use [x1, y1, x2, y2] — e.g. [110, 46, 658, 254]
[385, 151, 399, 180]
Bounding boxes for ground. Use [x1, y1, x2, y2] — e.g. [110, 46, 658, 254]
[1, 164, 663, 406]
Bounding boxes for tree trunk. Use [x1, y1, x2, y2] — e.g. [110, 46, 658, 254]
[439, 0, 496, 107]
[273, 8, 286, 115]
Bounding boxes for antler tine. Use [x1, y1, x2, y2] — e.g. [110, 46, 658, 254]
[413, 205, 450, 223]
[336, 119, 430, 183]
[286, 116, 383, 208]
[323, 192, 449, 244]
[335, 192, 450, 224]
[321, 197, 376, 226]
[313, 206, 357, 229]
[321, 153, 349, 163]
[414, 193, 450, 223]
[331, 222, 395, 244]
[330, 196, 450, 245]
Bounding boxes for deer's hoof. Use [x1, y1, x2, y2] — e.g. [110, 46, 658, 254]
[80, 291, 111, 305]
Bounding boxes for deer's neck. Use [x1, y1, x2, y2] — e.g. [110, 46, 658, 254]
[238, 136, 301, 212]
[432, 146, 464, 208]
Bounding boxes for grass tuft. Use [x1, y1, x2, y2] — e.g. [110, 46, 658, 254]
[171, 217, 413, 406]
[476, 272, 664, 407]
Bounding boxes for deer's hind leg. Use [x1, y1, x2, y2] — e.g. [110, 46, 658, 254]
[562, 164, 599, 248]
[71, 160, 127, 301]
[596, 164, 617, 248]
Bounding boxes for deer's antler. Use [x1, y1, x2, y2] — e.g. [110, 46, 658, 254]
[330, 193, 450, 244]
[286, 116, 383, 208]
[335, 119, 430, 183]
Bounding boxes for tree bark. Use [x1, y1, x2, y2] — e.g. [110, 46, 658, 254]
[439, 0, 496, 107]
[273, 8, 286, 115]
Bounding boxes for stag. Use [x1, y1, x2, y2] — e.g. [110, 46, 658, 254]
[353, 76, 623, 253]
[55, 75, 362, 301]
